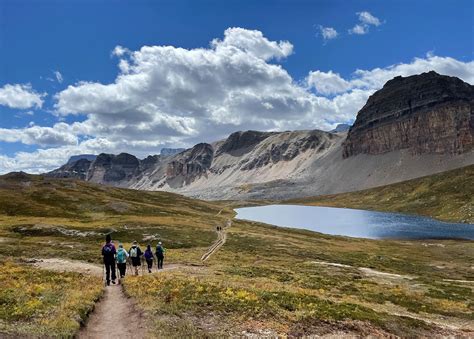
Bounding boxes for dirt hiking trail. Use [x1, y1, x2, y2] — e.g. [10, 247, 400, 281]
[78, 284, 146, 339]
[201, 218, 231, 261]
[77, 264, 190, 339]
[29, 212, 231, 338]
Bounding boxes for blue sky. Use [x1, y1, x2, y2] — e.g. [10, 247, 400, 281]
[0, 0, 473, 173]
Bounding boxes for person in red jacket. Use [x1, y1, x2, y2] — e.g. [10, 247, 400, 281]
[102, 234, 117, 285]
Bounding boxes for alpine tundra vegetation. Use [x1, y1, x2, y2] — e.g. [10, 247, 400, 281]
[0, 170, 473, 336]
[1, 0, 473, 337]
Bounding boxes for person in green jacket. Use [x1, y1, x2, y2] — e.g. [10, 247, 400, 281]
[155, 241, 165, 269]
[116, 243, 129, 278]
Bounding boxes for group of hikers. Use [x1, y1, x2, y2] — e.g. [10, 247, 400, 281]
[101, 234, 166, 285]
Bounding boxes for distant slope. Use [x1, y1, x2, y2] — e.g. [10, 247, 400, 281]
[0, 172, 221, 219]
[289, 165, 474, 223]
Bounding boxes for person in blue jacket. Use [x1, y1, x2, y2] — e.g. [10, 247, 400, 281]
[144, 244, 154, 273]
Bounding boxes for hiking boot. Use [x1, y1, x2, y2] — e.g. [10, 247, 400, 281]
[112, 280, 116, 285]
[107, 281, 110, 286]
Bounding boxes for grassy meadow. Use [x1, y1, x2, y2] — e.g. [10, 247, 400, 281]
[0, 260, 102, 337]
[0, 170, 473, 337]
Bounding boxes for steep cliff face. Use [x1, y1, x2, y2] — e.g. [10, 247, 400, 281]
[224, 130, 334, 171]
[87, 153, 141, 184]
[166, 143, 214, 181]
[47, 158, 92, 180]
[216, 131, 276, 156]
[343, 71, 474, 158]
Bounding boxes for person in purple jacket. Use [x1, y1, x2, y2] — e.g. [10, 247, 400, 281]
[102, 234, 117, 285]
[144, 244, 154, 273]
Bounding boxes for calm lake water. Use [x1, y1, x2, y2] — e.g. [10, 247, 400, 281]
[235, 205, 474, 240]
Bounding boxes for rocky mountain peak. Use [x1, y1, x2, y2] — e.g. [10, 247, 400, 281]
[67, 154, 97, 164]
[217, 130, 276, 155]
[343, 71, 474, 158]
[87, 153, 140, 183]
[47, 158, 92, 180]
[166, 143, 214, 183]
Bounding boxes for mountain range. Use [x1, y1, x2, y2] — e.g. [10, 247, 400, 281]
[47, 71, 474, 200]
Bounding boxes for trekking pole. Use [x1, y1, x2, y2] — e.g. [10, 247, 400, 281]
[116, 264, 120, 285]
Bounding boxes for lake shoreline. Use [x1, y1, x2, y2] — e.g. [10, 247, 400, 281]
[235, 204, 474, 240]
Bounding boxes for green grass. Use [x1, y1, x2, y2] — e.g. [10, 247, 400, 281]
[0, 171, 473, 336]
[123, 272, 433, 336]
[289, 165, 474, 223]
[0, 260, 102, 337]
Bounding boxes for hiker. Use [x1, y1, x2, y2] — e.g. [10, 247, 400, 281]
[102, 234, 116, 286]
[129, 241, 143, 275]
[116, 243, 129, 278]
[144, 244, 154, 273]
[155, 241, 165, 270]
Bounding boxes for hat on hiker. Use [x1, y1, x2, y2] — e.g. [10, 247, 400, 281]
[106, 234, 111, 243]
[133, 240, 138, 245]
[158, 241, 162, 245]
[118, 243, 123, 248]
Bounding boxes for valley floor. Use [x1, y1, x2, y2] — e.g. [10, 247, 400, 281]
[0, 175, 472, 337]
[1, 216, 473, 337]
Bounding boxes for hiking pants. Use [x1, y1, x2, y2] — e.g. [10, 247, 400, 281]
[146, 259, 153, 272]
[105, 261, 116, 284]
[117, 263, 126, 278]
[157, 255, 164, 269]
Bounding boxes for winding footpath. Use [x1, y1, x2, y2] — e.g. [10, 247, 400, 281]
[72, 212, 232, 338]
[77, 264, 185, 338]
[201, 218, 231, 262]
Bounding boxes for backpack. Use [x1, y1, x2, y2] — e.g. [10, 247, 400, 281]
[103, 243, 113, 255]
[117, 249, 126, 263]
[156, 245, 164, 256]
[144, 250, 153, 260]
[130, 247, 138, 258]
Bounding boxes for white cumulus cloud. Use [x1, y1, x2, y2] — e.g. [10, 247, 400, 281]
[306, 70, 351, 95]
[0, 123, 78, 147]
[307, 54, 474, 95]
[349, 11, 383, 35]
[318, 25, 338, 42]
[357, 11, 381, 26]
[55, 27, 316, 145]
[349, 24, 369, 35]
[0, 84, 45, 109]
